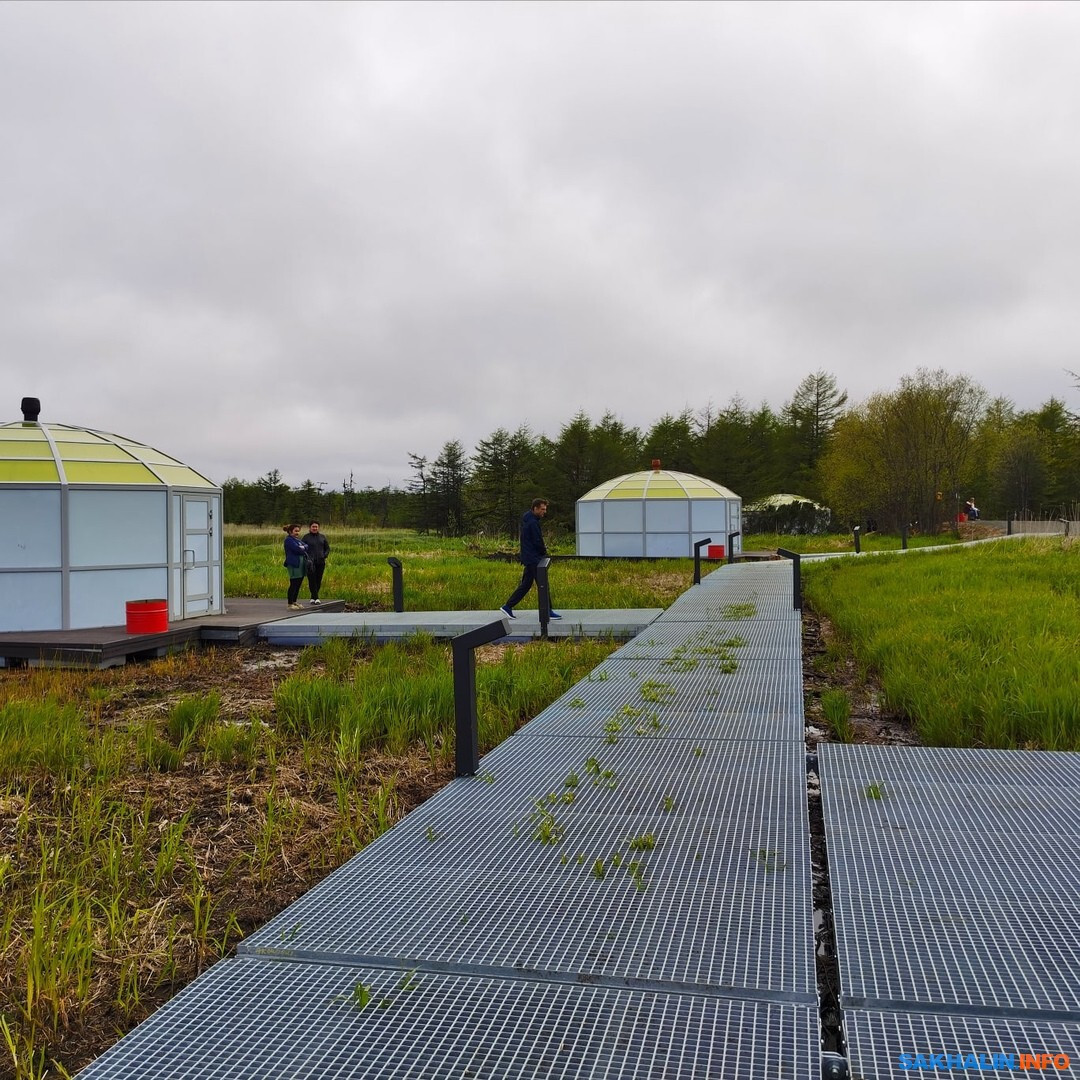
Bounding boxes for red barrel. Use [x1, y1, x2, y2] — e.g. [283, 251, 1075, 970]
[126, 599, 169, 634]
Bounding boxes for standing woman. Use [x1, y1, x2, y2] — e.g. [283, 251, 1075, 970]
[283, 525, 308, 609]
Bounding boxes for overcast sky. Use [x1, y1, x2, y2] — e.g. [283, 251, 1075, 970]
[3, 1, 1080, 489]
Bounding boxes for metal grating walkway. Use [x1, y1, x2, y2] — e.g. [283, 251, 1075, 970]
[820, 743, 1080, 1074]
[78, 562, 820, 1079]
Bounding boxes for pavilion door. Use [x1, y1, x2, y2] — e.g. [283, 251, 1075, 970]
[181, 495, 214, 617]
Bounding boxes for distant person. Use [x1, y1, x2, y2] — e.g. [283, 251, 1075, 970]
[301, 520, 330, 604]
[283, 524, 308, 610]
[964, 498, 980, 520]
[500, 498, 561, 620]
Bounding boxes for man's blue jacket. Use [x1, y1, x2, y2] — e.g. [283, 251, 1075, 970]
[519, 509, 547, 565]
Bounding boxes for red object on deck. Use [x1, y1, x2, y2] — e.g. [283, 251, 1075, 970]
[126, 599, 168, 634]
[707, 544, 726, 560]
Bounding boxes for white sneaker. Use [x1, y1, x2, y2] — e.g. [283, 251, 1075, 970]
[288, 603, 302, 610]
[310, 599, 321, 605]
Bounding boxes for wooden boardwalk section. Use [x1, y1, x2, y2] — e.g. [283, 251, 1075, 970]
[0, 598, 346, 666]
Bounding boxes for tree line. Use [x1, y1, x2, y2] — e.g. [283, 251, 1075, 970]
[221, 369, 1080, 537]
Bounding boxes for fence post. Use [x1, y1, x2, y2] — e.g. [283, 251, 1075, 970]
[727, 531, 741, 565]
[777, 548, 802, 611]
[536, 557, 552, 640]
[452, 618, 509, 777]
[900, 525, 908, 551]
[693, 537, 712, 584]
[852, 526, 861, 554]
[1007, 513, 1013, 536]
[386, 557, 404, 612]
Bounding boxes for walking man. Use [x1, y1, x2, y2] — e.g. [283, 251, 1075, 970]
[500, 498, 561, 620]
[301, 520, 331, 604]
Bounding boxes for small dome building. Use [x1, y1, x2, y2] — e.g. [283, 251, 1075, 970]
[576, 463, 742, 558]
[0, 398, 224, 632]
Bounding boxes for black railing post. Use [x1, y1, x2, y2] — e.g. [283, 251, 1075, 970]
[777, 548, 802, 611]
[536, 557, 552, 640]
[727, 531, 741, 565]
[387, 557, 404, 612]
[452, 618, 509, 777]
[692, 537, 712, 584]
[1007, 513, 1013, 536]
[901, 525, 908, 551]
[853, 526, 861, 554]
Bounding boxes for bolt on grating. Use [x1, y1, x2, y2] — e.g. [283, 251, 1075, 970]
[820, 742, 1080, 1017]
[819, 742, 1080, 789]
[819, 776, 1080, 837]
[845, 1008, 1080, 1078]
[611, 619, 802, 661]
[239, 739, 814, 997]
[76, 958, 822, 1080]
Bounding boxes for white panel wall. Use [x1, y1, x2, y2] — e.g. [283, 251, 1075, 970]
[577, 502, 602, 531]
[577, 533, 603, 556]
[603, 501, 643, 531]
[69, 568, 169, 630]
[645, 533, 691, 557]
[0, 490, 61, 568]
[691, 500, 731, 531]
[69, 490, 167, 567]
[0, 572, 63, 631]
[604, 533, 645, 557]
[645, 501, 689, 531]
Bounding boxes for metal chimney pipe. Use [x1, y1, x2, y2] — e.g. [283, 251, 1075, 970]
[21, 397, 41, 422]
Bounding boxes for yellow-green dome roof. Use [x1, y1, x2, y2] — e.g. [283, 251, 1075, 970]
[579, 469, 738, 501]
[0, 421, 216, 487]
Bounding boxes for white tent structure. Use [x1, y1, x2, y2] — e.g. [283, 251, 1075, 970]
[0, 399, 224, 632]
[576, 466, 742, 558]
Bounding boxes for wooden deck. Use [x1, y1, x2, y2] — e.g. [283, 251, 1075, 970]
[0, 598, 347, 667]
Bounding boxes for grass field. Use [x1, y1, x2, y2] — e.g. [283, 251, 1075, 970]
[224, 526, 696, 611]
[803, 535, 1080, 748]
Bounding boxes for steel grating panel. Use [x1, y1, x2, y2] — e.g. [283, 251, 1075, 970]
[611, 619, 802, 661]
[78, 958, 821, 1080]
[575, 654, 802, 692]
[517, 704, 804, 742]
[326, 745, 809, 871]
[658, 597, 799, 622]
[846, 1010, 1080, 1080]
[462, 737, 807, 818]
[238, 860, 814, 996]
[819, 775, 1080, 837]
[521, 667, 803, 727]
[238, 738, 813, 996]
[826, 822, 1080, 906]
[819, 742, 1080, 790]
[820, 743, 1080, 1016]
[831, 880, 1080, 1015]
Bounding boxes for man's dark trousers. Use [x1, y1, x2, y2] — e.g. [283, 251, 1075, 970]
[506, 563, 545, 609]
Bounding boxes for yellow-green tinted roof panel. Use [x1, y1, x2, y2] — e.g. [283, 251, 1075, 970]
[578, 470, 738, 501]
[0, 421, 218, 487]
[64, 461, 160, 484]
[151, 465, 216, 488]
[0, 441, 56, 458]
[45, 427, 108, 443]
[0, 460, 61, 482]
[53, 442, 139, 462]
[0, 427, 48, 441]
